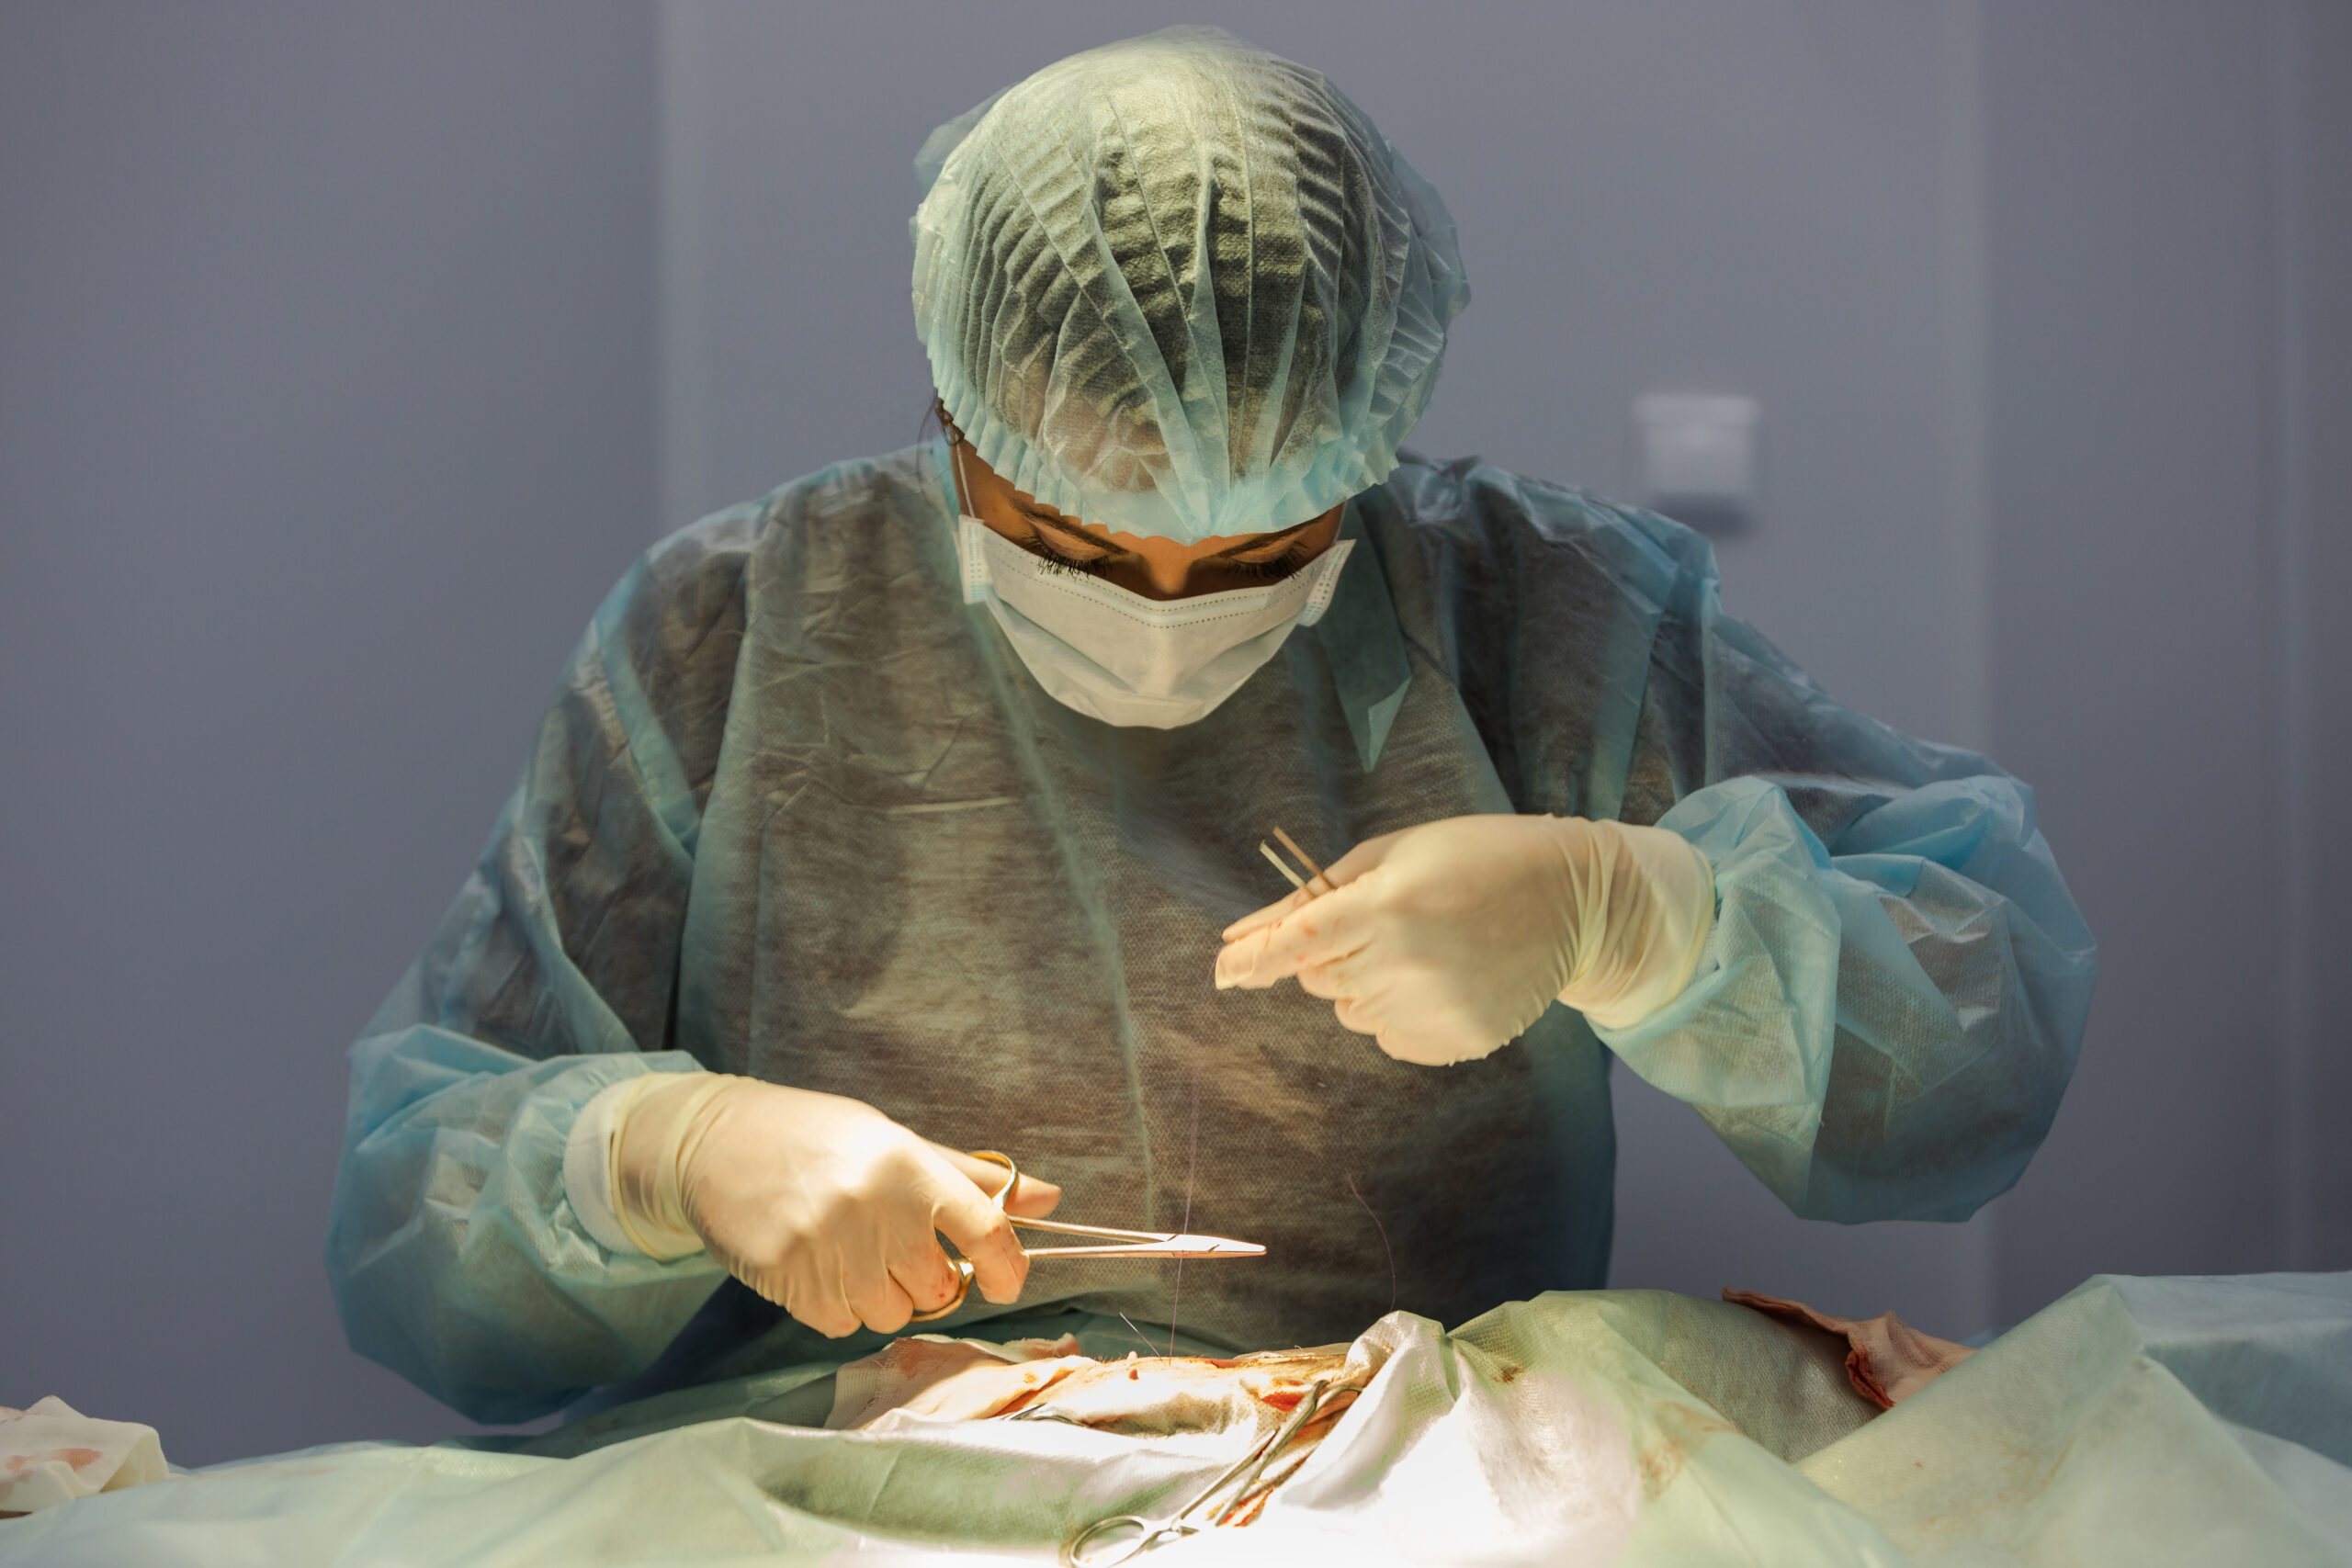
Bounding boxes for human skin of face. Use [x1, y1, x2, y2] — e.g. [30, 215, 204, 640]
[944, 425, 1345, 602]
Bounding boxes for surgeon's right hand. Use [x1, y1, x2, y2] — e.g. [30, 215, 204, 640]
[609, 1075, 1059, 1337]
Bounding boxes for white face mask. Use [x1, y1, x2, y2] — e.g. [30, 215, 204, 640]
[950, 507, 1353, 730]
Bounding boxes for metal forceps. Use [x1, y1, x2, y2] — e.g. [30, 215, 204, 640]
[910, 1151, 1265, 1324]
[1257, 825, 1336, 898]
[1060, 1377, 1340, 1566]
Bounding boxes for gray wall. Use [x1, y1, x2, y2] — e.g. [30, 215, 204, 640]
[0, 3, 658, 1461]
[2290, 0, 2352, 1275]
[1974, 0, 2338, 1316]
[2, 0, 2343, 1465]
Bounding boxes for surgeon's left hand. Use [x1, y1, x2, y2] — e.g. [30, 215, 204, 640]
[1214, 814, 1714, 1066]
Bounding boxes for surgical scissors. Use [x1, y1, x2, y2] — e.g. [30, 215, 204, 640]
[910, 1151, 1264, 1323]
[1060, 1376, 1338, 1566]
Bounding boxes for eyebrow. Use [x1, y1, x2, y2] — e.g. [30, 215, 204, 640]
[1018, 505, 1317, 559]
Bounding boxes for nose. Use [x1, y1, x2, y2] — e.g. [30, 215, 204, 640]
[1137, 553, 1193, 600]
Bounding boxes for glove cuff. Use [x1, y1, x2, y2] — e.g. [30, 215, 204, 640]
[564, 1070, 739, 1260]
[565, 1073, 673, 1256]
[1556, 820, 1716, 1030]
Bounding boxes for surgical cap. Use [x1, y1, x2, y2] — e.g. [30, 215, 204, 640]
[910, 27, 1470, 545]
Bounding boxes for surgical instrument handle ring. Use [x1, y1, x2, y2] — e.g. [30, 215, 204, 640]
[1061, 1378, 1333, 1566]
[907, 1149, 1018, 1324]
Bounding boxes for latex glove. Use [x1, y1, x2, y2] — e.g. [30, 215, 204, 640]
[1215, 814, 1713, 1066]
[610, 1074, 1061, 1337]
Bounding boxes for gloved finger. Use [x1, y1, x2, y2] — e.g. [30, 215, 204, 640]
[1295, 964, 1343, 1001]
[891, 1237, 966, 1315]
[932, 1145, 1062, 1218]
[1330, 995, 1382, 1036]
[1295, 953, 1364, 1001]
[1216, 879, 1376, 989]
[774, 1263, 861, 1340]
[1219, 883, 1317, 944]
[927, 1168, 1030, 1305]
[844, 1255, 917, 1337]
[1219, 831, 1396, 942]
[1004, 1177, 1061, 1220]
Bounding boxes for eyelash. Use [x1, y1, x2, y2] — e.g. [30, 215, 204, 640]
[1222, 544, 1314, 581]
[1027, 536, 1312, 582]
[1033, 550, 1113, 579]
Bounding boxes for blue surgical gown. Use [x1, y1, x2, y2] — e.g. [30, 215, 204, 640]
[325, 442, 2096, 1423]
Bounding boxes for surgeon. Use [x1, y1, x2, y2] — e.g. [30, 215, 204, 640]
[327, 28, 2096, 1425]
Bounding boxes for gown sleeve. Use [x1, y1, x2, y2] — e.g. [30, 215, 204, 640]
[1590, 508, 2098, 1224]
[322, 506, 760, 1424]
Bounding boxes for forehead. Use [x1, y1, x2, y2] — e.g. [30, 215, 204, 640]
[964, 428, 1329, 549]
